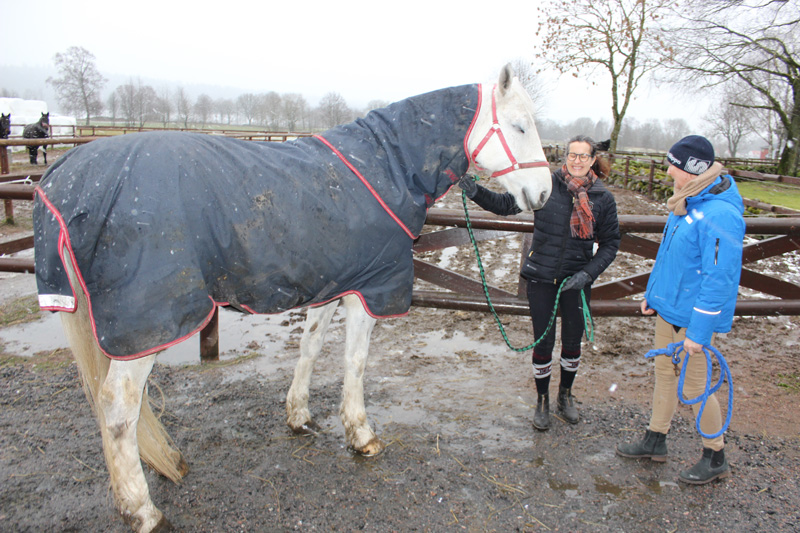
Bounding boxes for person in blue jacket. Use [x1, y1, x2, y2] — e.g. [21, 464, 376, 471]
[616, 135, 745, 485]
[459, 135, 620, 431]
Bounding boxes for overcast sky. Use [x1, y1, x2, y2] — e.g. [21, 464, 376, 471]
[2, 0, 708, 128]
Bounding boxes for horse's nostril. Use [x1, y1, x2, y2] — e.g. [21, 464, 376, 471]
[539, 190, 548, 207]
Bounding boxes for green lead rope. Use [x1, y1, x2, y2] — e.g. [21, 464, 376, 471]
[460, 181, 594, 352]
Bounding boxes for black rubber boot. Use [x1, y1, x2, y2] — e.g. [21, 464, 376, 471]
[679, 447, 730, 484]
[533, 393, 550, 431]
[557, 386, 579, 424]
[616, 429, 668, 462]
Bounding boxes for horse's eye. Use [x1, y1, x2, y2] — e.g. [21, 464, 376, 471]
[513, 124, 526, 134]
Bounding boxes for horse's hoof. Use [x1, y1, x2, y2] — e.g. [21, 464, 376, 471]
[290, 420, 321, 435]
[176, 456, 190, 477]
[355, 437, 385, 457]
[150, 514, 173, 532]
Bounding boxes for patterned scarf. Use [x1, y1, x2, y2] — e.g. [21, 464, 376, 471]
[561, 164, 597, 239]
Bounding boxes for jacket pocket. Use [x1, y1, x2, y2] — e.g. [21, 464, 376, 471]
[520, 254, 538, 280]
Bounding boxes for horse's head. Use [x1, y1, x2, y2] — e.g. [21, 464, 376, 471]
[0, 113, 10, 139]
[40, 112, 51, 130]
[467, 64, 551, 211]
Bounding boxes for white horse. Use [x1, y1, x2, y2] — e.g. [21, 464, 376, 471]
[35, 65, 550, 532]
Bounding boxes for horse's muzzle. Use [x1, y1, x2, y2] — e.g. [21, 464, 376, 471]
[522, 188, 550, 211]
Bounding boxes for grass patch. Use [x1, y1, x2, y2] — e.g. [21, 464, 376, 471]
[777, 373, 800, 393]
[735, 181, 800, 210]
[0, 295, 42, 327]
[0, 348, 73, 370]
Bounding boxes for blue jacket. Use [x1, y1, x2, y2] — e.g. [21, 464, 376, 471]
[645, 174, 745, 345]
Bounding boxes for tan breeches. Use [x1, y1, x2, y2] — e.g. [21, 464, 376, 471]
[649, 316, 725, 451]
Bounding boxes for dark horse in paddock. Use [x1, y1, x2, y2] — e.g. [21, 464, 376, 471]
[0, 113, 10, 139]
[596, 138, 611, 151]
[23, 112, 49, 164]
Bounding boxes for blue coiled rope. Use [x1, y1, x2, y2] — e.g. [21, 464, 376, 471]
[645, 341, 733, 439]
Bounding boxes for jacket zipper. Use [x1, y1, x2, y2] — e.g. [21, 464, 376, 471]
[554, 197, 576, 284]
[664, 220, 681, 252]
[715, 238, 719, 265]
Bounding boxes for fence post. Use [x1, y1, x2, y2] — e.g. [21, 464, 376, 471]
[624, 157, 630, 189]
[200, 307, 220, 362]
[1, 147, 10, 224]
[648, 160, 655, 199]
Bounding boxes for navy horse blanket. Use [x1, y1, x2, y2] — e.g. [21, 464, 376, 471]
[34, 85, 479, 358]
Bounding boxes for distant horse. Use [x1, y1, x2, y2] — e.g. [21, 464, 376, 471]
[23, 112, 49, 164]
[33, 65, 551, 532]
[0, 113, 10, 139]
[596, 138, 611, 151]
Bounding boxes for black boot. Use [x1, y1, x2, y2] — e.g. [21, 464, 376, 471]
[557, 386, 579, 424]
[616, 429, 668, 462]
[533, 393, 550, 431]
[679, 447, 730, 484]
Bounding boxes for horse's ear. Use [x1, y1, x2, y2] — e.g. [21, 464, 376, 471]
[498, 64, 515, 96]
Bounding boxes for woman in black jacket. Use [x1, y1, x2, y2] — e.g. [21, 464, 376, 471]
[459, 135, 620, 430]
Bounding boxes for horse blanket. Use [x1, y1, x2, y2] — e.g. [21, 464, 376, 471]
[34, 85, 479, 358]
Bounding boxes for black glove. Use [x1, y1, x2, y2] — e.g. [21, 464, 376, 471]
[562, 271, 591, 291]
[457, 175, 479, 198]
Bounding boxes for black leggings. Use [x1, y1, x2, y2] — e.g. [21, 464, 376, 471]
[526, 280, 590, 361]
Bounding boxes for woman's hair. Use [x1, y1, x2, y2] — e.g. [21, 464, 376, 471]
[566, 134, 611, 179]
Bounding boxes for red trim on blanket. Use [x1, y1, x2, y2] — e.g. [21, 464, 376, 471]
[308, 290, 409, 319]
[36, 187, 220, 361]
[36, 188, 408, 360]
[314, 134, 418, 240]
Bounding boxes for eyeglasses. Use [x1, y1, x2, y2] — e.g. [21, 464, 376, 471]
[567, 152, 592, 162]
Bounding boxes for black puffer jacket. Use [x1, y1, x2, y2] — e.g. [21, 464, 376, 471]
[470, 169, 620, 284]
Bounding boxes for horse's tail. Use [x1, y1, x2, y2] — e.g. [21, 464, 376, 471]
[59, 247, 188, 483]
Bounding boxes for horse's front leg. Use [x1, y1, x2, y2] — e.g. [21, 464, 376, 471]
[286, 299, 340, 434]
[340, 294, 383, 456]
[99, 355, 169, 533]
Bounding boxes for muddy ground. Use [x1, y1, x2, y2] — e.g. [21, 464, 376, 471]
[0, 169, 799, 532]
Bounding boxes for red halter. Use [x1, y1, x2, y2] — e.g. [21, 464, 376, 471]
[469, 86, 550, 178]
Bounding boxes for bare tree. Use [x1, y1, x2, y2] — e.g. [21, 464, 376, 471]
[214, 98, 235, 125]
[535, 0, 672, 152]
[133, 81, 157, 128]
[194, 94, 214, 128]
[259, 92, 282, 129]
[106, 92, 119, 125]
[663, 118, 691, 148]
[509, 59, 550, 117]
[666, 0, 800, 174]
[155, 86, 173, 126]
[318, 92, 351, 129]
[364, 99, 389, 113]
[115, 83, 137, 127]
[174, 87, 192, 129]
[705, 85, 753, 157]
[47, 46, 106, 125]
[237, 93, 259, 126]
[282, 93, 308, 131]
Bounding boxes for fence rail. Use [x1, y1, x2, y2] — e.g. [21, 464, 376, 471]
[2, 134, 800, 360]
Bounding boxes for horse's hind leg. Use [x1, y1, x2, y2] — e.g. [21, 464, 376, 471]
[340, 294, 383, 456]
[97, 356, 170, 532]
[60, 246, 179, 532]
[286, 299, 340, 434]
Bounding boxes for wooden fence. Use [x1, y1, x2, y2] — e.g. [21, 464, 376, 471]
[1, 135, 799, 360]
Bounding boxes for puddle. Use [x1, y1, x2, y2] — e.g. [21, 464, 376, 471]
[0, 306, 303, 366]
[593, 475, 625, 496]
